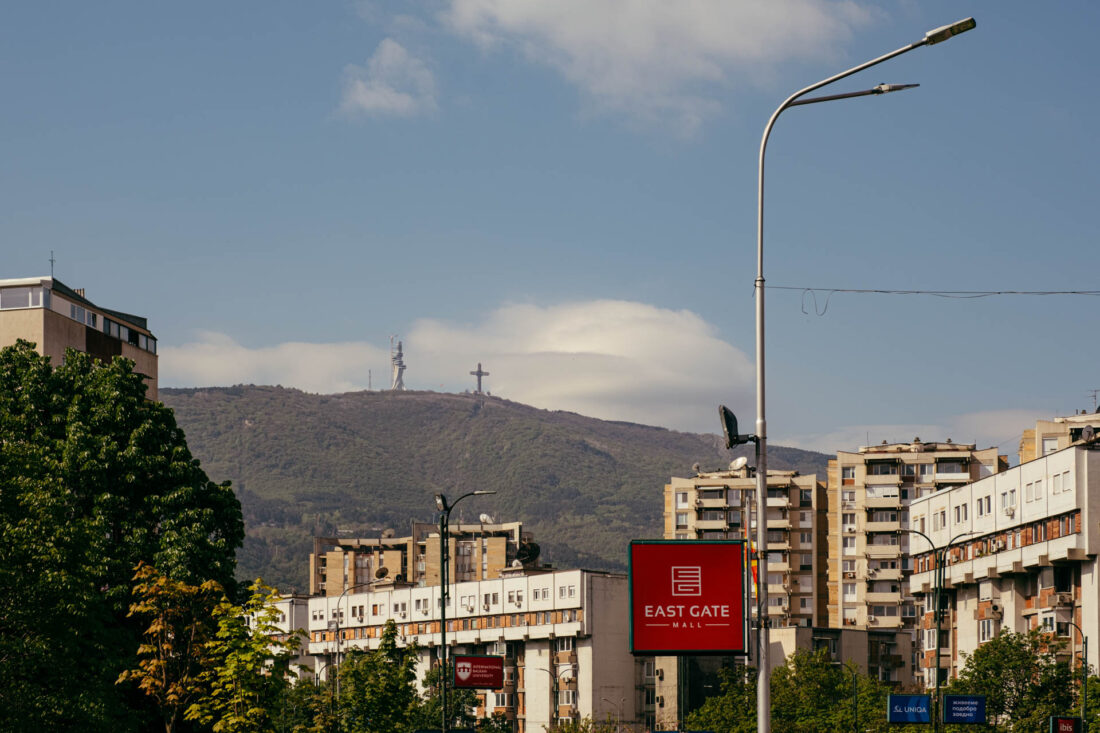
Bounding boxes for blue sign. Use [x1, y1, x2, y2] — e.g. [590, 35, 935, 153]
[888, 694, 932, 724]
[944, 694, 987, 724]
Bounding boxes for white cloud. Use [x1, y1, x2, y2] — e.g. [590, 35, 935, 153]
[440, 0, 875, 134]
[160, 300, 754, 432]
[160, 331, 390, 394]
[778, 408, 1051, 461]
[340, 38, 437, 117]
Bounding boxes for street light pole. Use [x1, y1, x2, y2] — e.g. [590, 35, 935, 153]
[753, 18, 975, 732]
[601, 696, 625, 732]
[905, 528, 973, 732]
[1068, 615, 1089, 730]
[435, 490, 496, 733]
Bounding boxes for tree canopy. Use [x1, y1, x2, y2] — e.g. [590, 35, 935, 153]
[0, 341, 244, 731]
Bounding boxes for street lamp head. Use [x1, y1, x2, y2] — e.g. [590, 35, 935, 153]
[435, 493, 448, 512]
[472, 490, 496, 497]
[872, 83, 919, 94]
[924, 17, 976, 45]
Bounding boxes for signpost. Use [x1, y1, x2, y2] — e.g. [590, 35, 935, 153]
[943, 695, 986, 725]
[1050, 717, 1083, 733]
[628, 540, 747, 655]
[451, 655, 504, 689]
[888, 694, 932, 724]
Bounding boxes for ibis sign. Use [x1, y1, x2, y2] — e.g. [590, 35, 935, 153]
[628, 540, 747, 655]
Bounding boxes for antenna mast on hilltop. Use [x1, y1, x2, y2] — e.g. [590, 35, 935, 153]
[390, 336, 406, 391]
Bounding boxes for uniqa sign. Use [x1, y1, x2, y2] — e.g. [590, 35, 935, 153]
[887, 694, 932, 724]
[628, 540, 747, 655]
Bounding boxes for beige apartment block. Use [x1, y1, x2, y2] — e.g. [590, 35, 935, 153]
[908, 441, 1100, 688]
[310, 520, 530, 596]
[656, 466, 827, 729]
[1019, 412, 1100, 463]
[0, 276, 158, 398]
[827, 439, 1006, 632]
[302, 567, 651, 732]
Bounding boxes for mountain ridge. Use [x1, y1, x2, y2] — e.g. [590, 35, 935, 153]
[160, 386, 830, 592]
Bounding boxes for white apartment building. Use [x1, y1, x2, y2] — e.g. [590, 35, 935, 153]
[301, 567, 651, 732]
[829, 440, 1006, 631]
[908, 442, 1100, 686]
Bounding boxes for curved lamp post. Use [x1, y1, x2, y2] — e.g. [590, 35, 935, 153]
[601, 696, 625, 732]
[905, 528, 974, 732]
[1067, 615, 1089, 730]
[435, 490, 496, 733]
[751, 18, 975, 731]
[532, 665, 575, 729]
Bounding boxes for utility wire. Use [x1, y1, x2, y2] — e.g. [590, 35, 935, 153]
[765, 286, 1100, 316]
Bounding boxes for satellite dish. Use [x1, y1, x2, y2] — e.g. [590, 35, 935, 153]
[515, 541, 541, 566]
[381, 528, 395, 539]
[730, 456, 748, 471]
[479, 513, 495, 524]
[511, 559, 523, 568]
[394, 573, 406, 583]
[1084, 425, 1095, 442]
[692, 462, 702, 474]
[374, 566, 389, 579]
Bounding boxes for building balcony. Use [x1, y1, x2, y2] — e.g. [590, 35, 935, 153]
[767, 583, 789, 595]
[865, 475, 901, 486]
[767, 497, 789, 508]
[695, 519, 728, 531]
[866, 615, 903, 628]
[766, 605, 790, 617]
[866, 521, 900, 533]
[694, 496, 728, 509]
[934, 471, 971, 483]
[866, 591, 903, 604]
[765, 541, 791, 552]
[767, 559, 790, 572]
[864, 497, 902, 509]
[767, 517, 791, 530]
[866, 545, 902, 558]
[870, 568, 902, 581]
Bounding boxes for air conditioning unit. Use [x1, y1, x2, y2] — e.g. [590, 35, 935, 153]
[398, 611, 406, 619]
[1053, 592, 1075, 607]
[844, 571, 856, 579]
[868, 615, 877, 623]
[868, 568, 878, 577]
[993, 539, 1006, 551]
[483, 603, 490, 611]
[695, 499, 703, 508]
[989, 603, 1003, 619]
[1003, 506, 1015, 518]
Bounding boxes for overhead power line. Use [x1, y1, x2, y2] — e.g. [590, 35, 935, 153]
[766, 286, 1100, 316]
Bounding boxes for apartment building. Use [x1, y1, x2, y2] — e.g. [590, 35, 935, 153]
[827, 440, 1006, 631]
[908, 441, 1100, 686]
[0, 276, 158, 397]
[655, 466, 827, 729]
[302, 567, 651, 732]
[1020, 412, 1100, 463]
[310, 520, 529, 596]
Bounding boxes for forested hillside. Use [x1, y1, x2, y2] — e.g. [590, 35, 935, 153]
[161, 386, 829, 592]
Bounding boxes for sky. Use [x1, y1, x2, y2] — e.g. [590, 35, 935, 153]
[3, 1, 1099, 461]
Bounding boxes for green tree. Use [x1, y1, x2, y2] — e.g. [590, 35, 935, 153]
[117, 563, 224, 733]
[685, 663, 757, 733]
[771, 650, 890, 733]
[948, 628, 1076, 731]
[542, 716, 616, 733]
[478, 711, 515, 732]
[337, 619, 418, 733]
[185, 581, 299, 733]
[411, 661, 479, 731]
[0, 341, 244, 731]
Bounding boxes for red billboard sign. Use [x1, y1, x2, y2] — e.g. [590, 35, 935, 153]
[452, 655, 504, 689]
[629, 540, 747, 655]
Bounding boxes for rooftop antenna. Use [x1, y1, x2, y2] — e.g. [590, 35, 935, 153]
[49, 251, 55, 278]
[1089, 389, 1100, 411]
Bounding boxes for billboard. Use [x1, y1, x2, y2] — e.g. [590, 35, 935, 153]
[629, 540, 747, 655]
[1050, 717, 1082, 733]
[943, 695, 986, 724]
[887, 694, 932, 724]
[452, 655, 504, 689]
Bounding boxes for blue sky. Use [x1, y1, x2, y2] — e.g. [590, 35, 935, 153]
[3, 1, 1098, 459]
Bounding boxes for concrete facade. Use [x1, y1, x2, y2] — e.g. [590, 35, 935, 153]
[301, 568, 650, 732]
[0, 276, 158, 398]
[310, 521, 529, 596]
[827, 440, 1006, 632]
[908, 442, 1100, 687]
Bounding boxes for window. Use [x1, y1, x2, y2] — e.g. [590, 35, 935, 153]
[1042, 437, 1058, 456]
[493, 693, 516, 708]
[842, 537, 856, 556]
[868, 463, 898, 476]
[842, 466, 856, 480]
[843, 583, 856, 601]
[800, 489, 813, 506]
[556, 637, 575, 653]
[954, 505, 967, 523]
[559, 689, 577, 705]
[842, 560, 855, 572]
[799, 531, 811, 544]
[675, 512, 689, 529]
[842, 513, 856, 530]
[842, 490, 856, 503]
[675, 491, 689, 508]
[1025, 482, 1033, 502]
[1053, 473, 1062, 494]
[918, 463, 934, 480]
[979, 618, 995, 643]
[1034, 479, 1043, 499]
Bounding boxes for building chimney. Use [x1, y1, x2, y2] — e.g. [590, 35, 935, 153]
[74, 288, 85, 298]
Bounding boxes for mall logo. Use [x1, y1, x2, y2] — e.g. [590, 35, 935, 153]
[671, 566, 702, 596]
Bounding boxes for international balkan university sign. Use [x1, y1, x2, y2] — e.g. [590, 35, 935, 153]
[628, 540, 747, 655]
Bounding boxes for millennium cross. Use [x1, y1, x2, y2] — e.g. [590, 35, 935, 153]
[469, 362, 489, 394]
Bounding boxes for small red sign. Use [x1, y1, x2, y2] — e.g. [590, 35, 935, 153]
[1050, 717, 1082, 733]
[452, 654, 504, 689]
[629, 540, 746, 655]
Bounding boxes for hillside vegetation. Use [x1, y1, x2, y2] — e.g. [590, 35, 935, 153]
[161, 386, 829, 592]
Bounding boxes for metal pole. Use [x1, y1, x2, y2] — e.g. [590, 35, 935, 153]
[1084, 635, 1089, 731]
[440, 509, 449, 733]
[753, 23, 970, 730]
[852, 666, 858, 733]
[934, 548, 943, 733]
